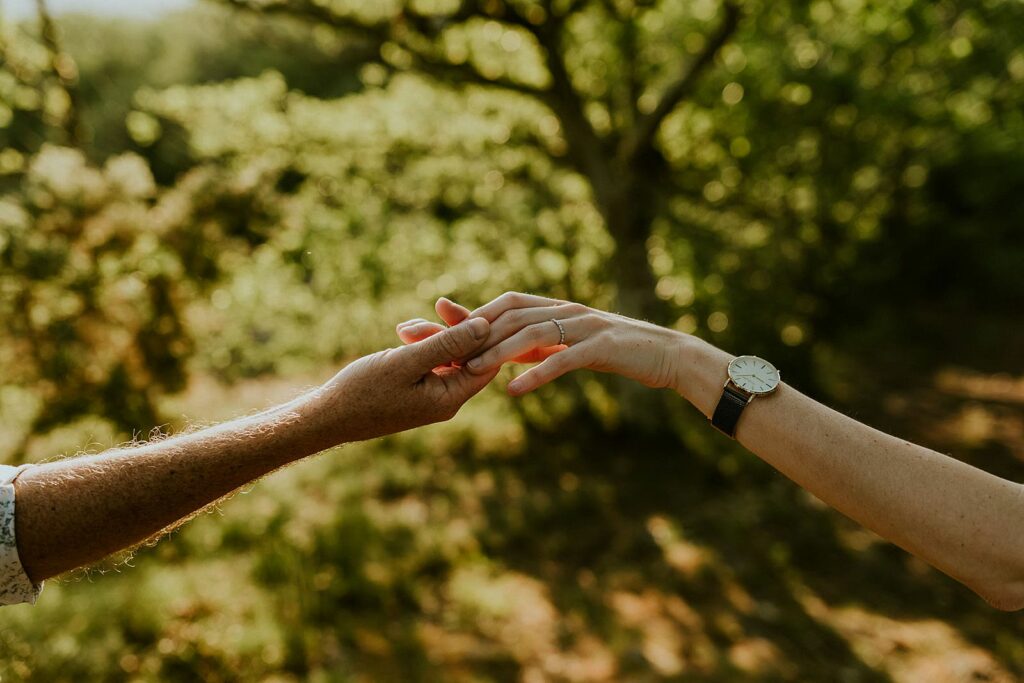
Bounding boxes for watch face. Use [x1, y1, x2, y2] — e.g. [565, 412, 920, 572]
[728, 355, 781, 395]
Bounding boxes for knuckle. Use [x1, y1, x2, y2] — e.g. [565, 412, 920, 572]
[578, 343, 598, 364]
[501, 308, 523, 326]
[437, 330, 463, 357]
[528, 323, 547, 341]
[565, 302, 588, 316]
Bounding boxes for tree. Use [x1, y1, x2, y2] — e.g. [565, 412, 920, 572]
[214, 0, 742, 322]
[207, 0, 1024, 357]
[0, 14, 296, 454]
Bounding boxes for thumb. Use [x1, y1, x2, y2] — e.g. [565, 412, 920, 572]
[436, 297, 471, 326]
[401, 317, 490, 374]
[442, 365, 501, 407]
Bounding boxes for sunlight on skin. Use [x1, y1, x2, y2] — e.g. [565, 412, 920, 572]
[396, 297, 564, 374]
[403, 293, 1024, 612]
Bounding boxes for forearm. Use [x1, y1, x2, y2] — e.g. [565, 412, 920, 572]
[675, 336, 1024, 609]
[13, 393, 332, 583]
[3, 316, 492, 596]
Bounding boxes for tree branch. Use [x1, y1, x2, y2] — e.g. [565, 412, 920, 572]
[619, 2, 741, 164]
[533, 21, 612, 194]
[218, 0, 546, 97]
[401, 46, 549, 97]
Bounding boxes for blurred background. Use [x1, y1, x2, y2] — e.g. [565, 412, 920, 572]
[1, 0, 1023, 680]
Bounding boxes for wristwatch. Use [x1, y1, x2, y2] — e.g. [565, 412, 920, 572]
[711, 355, 781, 438]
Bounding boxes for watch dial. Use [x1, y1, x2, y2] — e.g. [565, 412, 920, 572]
[728, 356, 780, 395]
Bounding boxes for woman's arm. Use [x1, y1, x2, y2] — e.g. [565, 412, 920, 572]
[677, 335, 1024, 611]
[402, 293, 1024, 610]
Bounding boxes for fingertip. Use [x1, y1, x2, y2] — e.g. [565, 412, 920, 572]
[400, 321, 449, 344]
[436, 296, 471, 324]
[465, 356, 488, 374]
[507, 378, 528, 396]
[397, 329, 419, 344]
[397, 317, 432, 332]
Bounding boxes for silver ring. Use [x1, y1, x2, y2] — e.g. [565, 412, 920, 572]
[550, 318, 566, 345]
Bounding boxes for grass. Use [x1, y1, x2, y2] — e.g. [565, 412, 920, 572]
[2, 359, 1023, 681]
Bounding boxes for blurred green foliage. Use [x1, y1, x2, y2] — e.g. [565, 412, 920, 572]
[1, 0, 1024, 680]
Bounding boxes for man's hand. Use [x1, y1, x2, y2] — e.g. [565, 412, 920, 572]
[396, 297, 564, 367]
[9, 316, 498, 586]
[302, 316, 499, 445]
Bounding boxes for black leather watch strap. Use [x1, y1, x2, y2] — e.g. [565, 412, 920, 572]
[711, 384, 751, 438]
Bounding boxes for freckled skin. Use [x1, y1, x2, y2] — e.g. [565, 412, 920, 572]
[13, 318, 497, 584]
[401, 293, 1024, 611]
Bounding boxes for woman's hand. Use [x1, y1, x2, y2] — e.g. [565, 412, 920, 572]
[396, 297, 565, 367]
[398, 292, 692, 396]
[465, 292, 691, 395]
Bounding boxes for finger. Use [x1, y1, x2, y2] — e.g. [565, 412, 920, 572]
[514, 346, 565, 364]
[436, 297, 471, 327]
[469, 291, 563, 322]
[507, 345, 591, 395]
[400, 317, 490, 374]
[483, 302, 584, 352]
[397, 321, 446, 345]
[437, 364, 501, 409]
[396, 318, 433, 332]
[466, 319, 574, 374]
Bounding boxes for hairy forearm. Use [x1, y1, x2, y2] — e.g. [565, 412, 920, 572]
[675, 336, 1024, 609]
[4, 316, 492, 594]
[14, 394, 331, 583]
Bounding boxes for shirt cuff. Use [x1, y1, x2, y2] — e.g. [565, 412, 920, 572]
[0, 464, 43, 606]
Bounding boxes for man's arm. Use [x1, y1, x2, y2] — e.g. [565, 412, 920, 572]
[12, 317, 496, 585]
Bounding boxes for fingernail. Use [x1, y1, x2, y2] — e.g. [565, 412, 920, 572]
[467, 357, 483, 370]
[508, 379, 523, 393]
[468, 317, 488, 339]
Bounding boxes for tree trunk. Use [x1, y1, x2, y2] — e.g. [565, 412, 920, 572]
[589, 156, 676, 430]
[608, 226, 664, 322]
[595, 155, 670, 324]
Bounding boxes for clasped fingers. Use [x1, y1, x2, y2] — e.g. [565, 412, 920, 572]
[466, 305, 609, 374]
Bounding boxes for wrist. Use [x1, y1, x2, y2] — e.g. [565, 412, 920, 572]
[293, 383, 354, 452]
[672, 334, 736, 418]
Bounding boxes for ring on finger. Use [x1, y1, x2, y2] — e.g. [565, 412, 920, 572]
[549, 318, 566, 345]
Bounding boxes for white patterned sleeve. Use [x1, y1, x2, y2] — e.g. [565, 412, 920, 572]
[0, 464, 42, 606]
